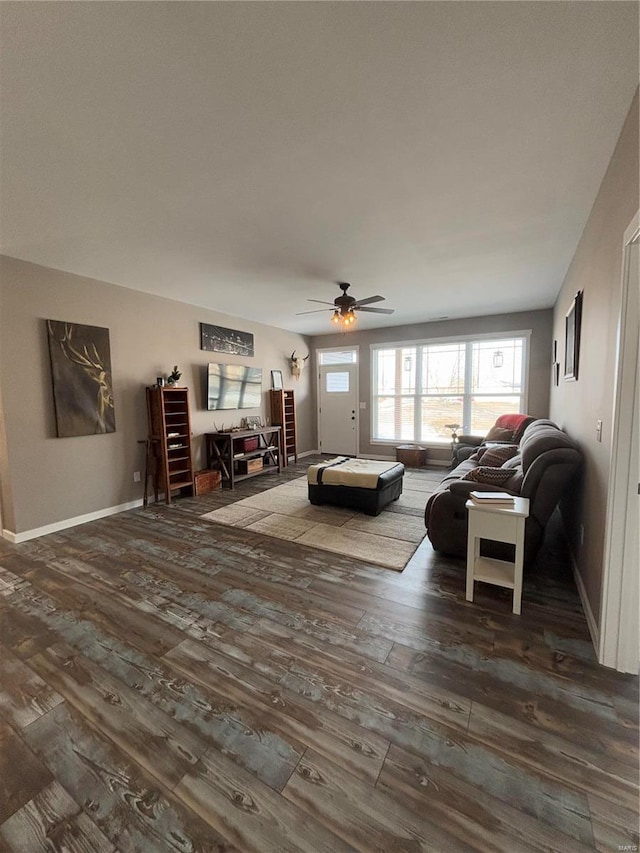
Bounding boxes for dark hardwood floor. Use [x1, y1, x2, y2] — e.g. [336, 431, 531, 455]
[0, 459, 637, 852]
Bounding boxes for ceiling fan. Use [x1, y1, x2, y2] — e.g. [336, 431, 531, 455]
[297, 282, 395, 327]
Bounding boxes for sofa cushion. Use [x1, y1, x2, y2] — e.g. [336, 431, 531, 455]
[463, 466, 513, 486]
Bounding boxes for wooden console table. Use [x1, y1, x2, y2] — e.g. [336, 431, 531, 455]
[204, 427, 282, 489]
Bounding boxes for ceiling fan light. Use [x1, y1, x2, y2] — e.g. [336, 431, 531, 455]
[320, 283, 390, 329]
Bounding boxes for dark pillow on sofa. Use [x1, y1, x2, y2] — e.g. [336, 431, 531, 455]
[463, 466, 513, 486]
[479, 445, 519, 467]
[484, 425, 515, 442]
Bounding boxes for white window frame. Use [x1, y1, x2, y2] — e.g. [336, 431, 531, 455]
[370, 331, 530, 445]
[316, 347, 359, 366]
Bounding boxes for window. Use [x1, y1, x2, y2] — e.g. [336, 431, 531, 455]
[318, 349, 357, 365]
[372, 335, 527, 442]
[326, 372, 350, 393]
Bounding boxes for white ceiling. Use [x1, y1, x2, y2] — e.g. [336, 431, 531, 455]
[1, 2, 638, 335]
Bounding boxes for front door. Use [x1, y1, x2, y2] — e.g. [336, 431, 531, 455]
[318, 363, 358, 456]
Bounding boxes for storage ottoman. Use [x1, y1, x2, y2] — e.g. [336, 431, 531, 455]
[307, 457, 405, 516]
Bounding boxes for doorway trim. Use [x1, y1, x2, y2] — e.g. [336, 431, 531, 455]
[599, 211, 639, 673]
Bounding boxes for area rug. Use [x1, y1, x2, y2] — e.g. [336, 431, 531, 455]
[200, 473, 435, 571]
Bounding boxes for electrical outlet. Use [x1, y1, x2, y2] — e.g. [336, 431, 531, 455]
[596, 420, 603, 442]
[133, 471, 141, 483]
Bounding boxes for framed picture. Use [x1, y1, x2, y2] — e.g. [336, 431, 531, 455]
[243, 415, 262, 430]
[564, 291, 583, 381]
[271, 369, 283, 390]
[200, 322, 254, 356]
[47, 320, 116, 437]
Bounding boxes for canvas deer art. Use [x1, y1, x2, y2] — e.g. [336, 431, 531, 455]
[46, 320, 116, 436]
[289, 351, 309, 380]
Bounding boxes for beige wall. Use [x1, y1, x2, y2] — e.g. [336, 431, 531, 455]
[550, 90, 639, 625]
[0, 256, 313, 535]
[310, 308, 553, 463]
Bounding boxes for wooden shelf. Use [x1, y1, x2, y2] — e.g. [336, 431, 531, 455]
[233, 467, 279, 483]
[270, 389, 297, 466]
[471, 556, 516, 589]
[145, 386, 195, 505]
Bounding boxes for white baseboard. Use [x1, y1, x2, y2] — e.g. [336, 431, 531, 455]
[358, 453, 450, 468]
[564, 529, 600, 655]
[2, 498, 145, 544]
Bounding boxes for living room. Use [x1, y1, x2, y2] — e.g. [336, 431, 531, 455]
[0, 2, 638, 850]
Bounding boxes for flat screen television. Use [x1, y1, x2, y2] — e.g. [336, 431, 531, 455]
[207, 363, 262, 410]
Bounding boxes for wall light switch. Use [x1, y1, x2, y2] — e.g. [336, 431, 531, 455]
[596, 420, 603, 442]
[133, 471, 141, 483]
[359, 402, 367, 409]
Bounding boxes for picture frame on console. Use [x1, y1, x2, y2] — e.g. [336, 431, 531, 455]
[564, 291, 582, 381]
[271, 369, 283, 390]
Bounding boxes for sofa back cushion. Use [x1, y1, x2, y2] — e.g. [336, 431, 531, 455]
[520, 419, 577, 473]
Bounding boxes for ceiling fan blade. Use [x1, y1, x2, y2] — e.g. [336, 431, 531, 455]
[357, 306, 395, 314]
[307, 299, 335, 305]
[295, 308, 333, 315]
[352, 295, 385, 307]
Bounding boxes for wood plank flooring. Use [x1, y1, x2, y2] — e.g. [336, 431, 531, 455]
[0, 459, 637, 852]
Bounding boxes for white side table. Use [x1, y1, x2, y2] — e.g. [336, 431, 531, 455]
[465, 497, 530, 614]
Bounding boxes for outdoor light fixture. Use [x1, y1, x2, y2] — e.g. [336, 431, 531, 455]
[493, 350, 504, 368]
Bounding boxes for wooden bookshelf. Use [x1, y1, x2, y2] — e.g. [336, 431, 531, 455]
[270, 388, 297, 466]
[145, 386, 194, 505]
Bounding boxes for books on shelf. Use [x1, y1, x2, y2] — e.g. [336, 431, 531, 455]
[470, 491, 515, 505]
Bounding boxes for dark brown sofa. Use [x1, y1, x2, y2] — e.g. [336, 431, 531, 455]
[425, 420, 581, 566]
